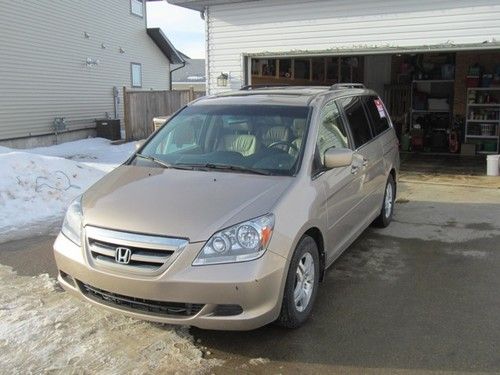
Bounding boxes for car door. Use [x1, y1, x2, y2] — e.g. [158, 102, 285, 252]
[312, 99, 364, 265]
[363, 95, 399, 189]
[339, 95, 386, 227]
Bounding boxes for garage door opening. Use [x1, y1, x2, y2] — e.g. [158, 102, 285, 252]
[249, 51, 500, 175]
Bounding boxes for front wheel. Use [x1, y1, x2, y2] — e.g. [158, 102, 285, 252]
[276, 236, 320, 328]
[373, 174, 396, 228]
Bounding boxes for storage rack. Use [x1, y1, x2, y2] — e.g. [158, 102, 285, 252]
[465, 87, 500, 154]
[409, 80, 454, 151]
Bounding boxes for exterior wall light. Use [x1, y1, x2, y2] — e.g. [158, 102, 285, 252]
[86, 58, 100, 67]
[217, 72, 229, 87]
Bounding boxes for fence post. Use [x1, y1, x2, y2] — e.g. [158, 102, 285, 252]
[189, 86, 195, 102]
[123, 86, 131, 140]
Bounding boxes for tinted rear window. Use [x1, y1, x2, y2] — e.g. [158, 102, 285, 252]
[365, 96, 390, 136]
[339, 96, 373, 148]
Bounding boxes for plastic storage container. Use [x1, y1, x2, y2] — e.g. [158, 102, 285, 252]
[486, 154, 500, 176]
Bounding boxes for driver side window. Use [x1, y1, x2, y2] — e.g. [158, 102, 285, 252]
[315, 100, 350, 167]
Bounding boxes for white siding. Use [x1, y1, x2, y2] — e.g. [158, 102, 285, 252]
[0, 0, 170, 142]
[207, 0, 500, 93]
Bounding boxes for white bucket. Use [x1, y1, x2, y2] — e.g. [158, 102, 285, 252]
[486, 154, 500, 176]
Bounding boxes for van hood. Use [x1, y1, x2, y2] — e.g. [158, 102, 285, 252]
[82, 165, 293, 242]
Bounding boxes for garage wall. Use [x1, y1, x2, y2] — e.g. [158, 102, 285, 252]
[0, 0, 170, 145]
[206, 0, 500, 93]
[364, 55, 392, 100]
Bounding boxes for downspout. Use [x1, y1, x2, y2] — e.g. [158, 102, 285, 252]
[203, 7, 210, 95]
[169, 61, 186, 91]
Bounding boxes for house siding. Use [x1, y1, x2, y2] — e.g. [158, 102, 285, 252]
[206, 0, 500, 93]
[0, 0, 170, 144]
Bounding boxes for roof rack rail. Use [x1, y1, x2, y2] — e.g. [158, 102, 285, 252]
[330, 83, 366, 90]
[240, 84, 290, 91]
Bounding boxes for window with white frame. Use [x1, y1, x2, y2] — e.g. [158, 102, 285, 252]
[131, 0, 144, 17]
[131, 63, 142, 88]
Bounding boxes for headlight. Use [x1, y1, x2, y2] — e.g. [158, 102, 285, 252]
[61, 196, 83, 246]
[193, 214, 274, 266]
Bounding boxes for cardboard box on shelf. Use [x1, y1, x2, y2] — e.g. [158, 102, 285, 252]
[461, 143, 476, 156]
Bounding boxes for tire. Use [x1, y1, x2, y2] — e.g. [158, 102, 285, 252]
[373, 174, 396, 228]
[276, 236, 320, 329]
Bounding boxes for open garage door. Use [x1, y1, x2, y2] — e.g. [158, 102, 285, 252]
[248, 50, 500, 174]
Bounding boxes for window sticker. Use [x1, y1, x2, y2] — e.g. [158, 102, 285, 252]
[374, 99, 386, 118]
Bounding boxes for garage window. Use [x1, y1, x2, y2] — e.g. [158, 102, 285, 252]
[294, 59, 310, 80]
[340, 96, 373, 148]
[279, 59, 292, 78]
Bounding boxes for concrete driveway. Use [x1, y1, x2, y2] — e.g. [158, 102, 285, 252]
[1, 182, 499, 374]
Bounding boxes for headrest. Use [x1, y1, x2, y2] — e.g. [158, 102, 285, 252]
[228, 121, 250, 132]
[292, 119, 306, 137]
[264, 126, 289, 143]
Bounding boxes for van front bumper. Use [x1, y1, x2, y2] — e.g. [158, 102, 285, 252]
[53, 233, 287, 330]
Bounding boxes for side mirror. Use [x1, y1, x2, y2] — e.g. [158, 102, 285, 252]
[324, 147, 353, 169]
[135, 139, 146, 151]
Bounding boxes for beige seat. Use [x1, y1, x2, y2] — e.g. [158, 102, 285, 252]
[223, 134, 257, 156]
[217, 122, 257, 156]
[262, 126, 290, 147]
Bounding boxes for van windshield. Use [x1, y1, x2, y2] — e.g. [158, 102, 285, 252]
[135, 104, 311, 176]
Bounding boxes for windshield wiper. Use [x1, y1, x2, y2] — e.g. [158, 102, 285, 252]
[135, 153, 172, 168]
[189, 163, 272, 176]
[135, 154, 198, 171]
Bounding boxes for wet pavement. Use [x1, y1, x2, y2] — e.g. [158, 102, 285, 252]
[1, 182, 499, 374]
[399, 153, 500, 189]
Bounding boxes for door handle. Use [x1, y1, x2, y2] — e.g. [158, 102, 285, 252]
[351, 165, 359, 175]
[362, 158, 369, 167]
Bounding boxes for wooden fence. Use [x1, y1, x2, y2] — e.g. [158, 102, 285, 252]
[123, 87, 203, 140]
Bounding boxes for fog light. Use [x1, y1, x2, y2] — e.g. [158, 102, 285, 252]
[213, 304, 243, 316]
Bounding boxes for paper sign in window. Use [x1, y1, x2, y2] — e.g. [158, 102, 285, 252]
[374, 99, 386, 119]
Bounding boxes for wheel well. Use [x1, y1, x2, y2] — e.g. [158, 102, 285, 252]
[390, 168, 397, 193]
[303, 227, 325, 282]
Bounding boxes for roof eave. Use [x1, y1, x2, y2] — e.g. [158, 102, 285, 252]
[166, 0, 257, 12]
[146, 27, 185, 65]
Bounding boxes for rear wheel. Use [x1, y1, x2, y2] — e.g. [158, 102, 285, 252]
[277, 236, 319, 328]
[373, 174, 395, 228]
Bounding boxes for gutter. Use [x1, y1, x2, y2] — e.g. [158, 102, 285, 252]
[169, 62, 186, 90]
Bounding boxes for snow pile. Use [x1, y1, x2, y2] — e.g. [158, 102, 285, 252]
[0, 138, 135, 243]
[0, 264, 221, 374]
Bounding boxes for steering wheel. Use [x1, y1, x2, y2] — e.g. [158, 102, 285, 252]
[267, 141, 298, 153]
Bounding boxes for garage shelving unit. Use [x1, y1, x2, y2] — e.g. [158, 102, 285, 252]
[410, 80, 454, 129]
[409, 80, 454, 151]
[465, 87, 500, 154]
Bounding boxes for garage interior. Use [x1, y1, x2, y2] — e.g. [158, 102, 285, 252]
[249, 50, 500, 175]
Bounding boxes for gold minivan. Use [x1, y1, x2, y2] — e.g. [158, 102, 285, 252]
[54, 85, 399, 330]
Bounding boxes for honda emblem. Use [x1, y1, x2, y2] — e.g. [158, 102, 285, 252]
[115, 247, 132, 264]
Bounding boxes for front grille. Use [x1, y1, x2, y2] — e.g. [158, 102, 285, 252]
[80, 282, 204, 317]
[85, 226, 188, 275]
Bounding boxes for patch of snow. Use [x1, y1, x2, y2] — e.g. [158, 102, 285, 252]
[249, 358, 271, 366]
[445, 249, 488, 258]
[0, 138, 135, 243]
[0, 265, 221, 374]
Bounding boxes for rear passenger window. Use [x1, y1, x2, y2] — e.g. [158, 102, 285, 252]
[364, 96, 390, 135]
[340, 96, 372, 148]
[316, 100, 350, 166]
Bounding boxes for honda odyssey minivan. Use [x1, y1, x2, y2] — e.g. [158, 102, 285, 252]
[54, 84, 399, 330]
